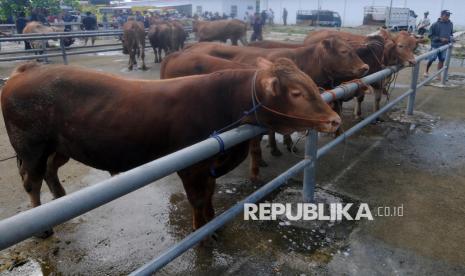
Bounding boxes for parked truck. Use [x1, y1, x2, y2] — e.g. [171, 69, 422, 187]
[363, 6, 417, 32]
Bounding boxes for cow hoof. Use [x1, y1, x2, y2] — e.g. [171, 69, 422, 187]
[270, 149, 282, 157]
[141, 65, 147, 71]
[287, 146, 298, 153]
[258, 160, 268, 167]
[34, 228, 54, 239]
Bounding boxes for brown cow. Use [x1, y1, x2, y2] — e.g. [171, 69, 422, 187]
[305, 29, 419, 116]
[2, 59, 340, 236]
[122, 20, 146, 70]
[166, 38, 368, 181]
[170, 20, 187, 51]
[185, 39, 370, 162]
[185, 39, 369, 88]
[248, 40, 303, 49]
[22, 21, 74, 51]
[160, 51, 254, 79]
[148, 22, 173, 63]
[193, 19, 248, 45]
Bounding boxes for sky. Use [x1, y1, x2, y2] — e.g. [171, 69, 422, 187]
[311, 0, 465, 28]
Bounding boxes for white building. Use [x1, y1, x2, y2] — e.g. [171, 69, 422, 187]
[121, 0, 257, 20]
[191, 0, 257, 20]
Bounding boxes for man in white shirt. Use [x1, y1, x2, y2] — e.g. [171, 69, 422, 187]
[417, 11, 430, 35]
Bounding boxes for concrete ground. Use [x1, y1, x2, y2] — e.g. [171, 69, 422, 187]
[0, 35, 464, 275]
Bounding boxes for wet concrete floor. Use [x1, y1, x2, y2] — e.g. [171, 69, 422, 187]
[0, 44, 464, 275]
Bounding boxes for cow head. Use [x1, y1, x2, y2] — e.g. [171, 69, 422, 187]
[316, 36, 370, 81]
[253, 57, 341, 133]
[384, 31, 417, 66]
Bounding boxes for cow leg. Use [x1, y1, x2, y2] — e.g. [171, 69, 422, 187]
[44, 153, 69, 199]
[231, 38, 238, 46]
[128, 49, 135, 70]
[178, 170, 215, 231]
[240, 36, 248, 46]
[152, 47, 158, 63]
[354, 94, 364, 120]
[284, 134, 296, 153]
[268, 131, 282, 157]
[17, 150, 54, 238]
[140, 45, 147, 70]
[374, 88, 382, 112]
[158, 48, 163, 63]
[249, 136, 267, 183]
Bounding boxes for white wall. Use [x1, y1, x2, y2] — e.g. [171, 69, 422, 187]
[260, 0, 465, 27]
[190, 0, 256, 20]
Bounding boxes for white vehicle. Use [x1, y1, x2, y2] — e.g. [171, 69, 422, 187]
[363, 6, 418, 32]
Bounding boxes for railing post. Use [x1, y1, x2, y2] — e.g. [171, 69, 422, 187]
[303, 130, 318, 203]
[60, 38, 68, 65]
[41, 40, 48, 63]
[441, 44, 453, 85]
[406, 62, 420, 115]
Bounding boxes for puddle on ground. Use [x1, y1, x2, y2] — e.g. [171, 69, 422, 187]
[387, 108, 439, 133]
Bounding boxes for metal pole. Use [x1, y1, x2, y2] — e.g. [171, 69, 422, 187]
[303, 130, 318, 202]
[41, 40, 48, 63]
[406, 62, 420, 115]
[388, 0, 393, 29]
[442, 44, 452, 85]
[60, 39, 68, 65]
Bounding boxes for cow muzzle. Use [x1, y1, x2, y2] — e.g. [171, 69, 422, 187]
[357, 64, 370, 77]
[318, 114, 342, 133]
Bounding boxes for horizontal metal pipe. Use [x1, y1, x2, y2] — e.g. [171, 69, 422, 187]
[320, 65, 399, 103]
[0, 32, 122, 42]
[0, 43, 123, 56]
[416, 67, 447, 88]
[130, 158, 311, 276]
[318, 88, 413, 158]
[415, 44, 451, 62]
[4, 30, 123, 38]
[0, 125, 266, 250]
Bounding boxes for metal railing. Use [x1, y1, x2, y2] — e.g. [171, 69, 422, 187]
[0, 43, 453, 275]
[0, 30, 127, 64]
[0, 25, 192, 63]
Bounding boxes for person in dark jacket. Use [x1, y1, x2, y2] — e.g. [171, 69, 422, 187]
[82, 11, 98, 46]
[425, 10, 453, 79]
[283, 8, 288, 26]
[251, 13, 263, 42]
[15, 12, 31, 50]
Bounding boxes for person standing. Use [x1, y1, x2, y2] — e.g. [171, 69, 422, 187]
[417, 11, 430, 35]
[268, 9, 274, 26]
[260, 10, 267, 25]
[251, 13, 263, 42]
[15, 12, 30, 50]
[283, 8, 288, 26]
[82, 11, 98, 46]
[425, 10, 453, 80]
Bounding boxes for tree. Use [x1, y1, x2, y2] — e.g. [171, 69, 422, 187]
[0, 0, 29, 21]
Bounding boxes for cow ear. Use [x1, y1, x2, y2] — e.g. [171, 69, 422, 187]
[261, 77, 280, 97]
[322, 38, 333, 49]
[256, 57, 273, 70]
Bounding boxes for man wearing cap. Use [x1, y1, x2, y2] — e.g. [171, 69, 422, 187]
[417, 11, 430, 35]
[425, 10, 453, 79]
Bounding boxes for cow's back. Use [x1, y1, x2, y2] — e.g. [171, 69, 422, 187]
[197, 19, 246, 42]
